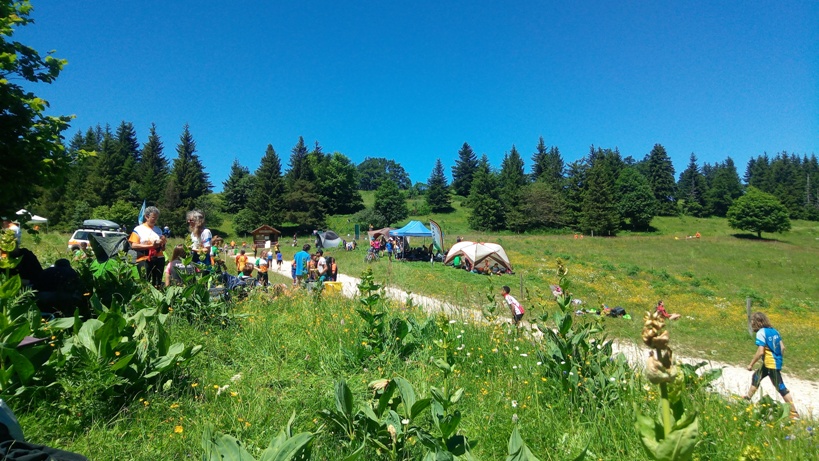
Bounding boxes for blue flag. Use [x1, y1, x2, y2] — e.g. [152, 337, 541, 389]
[137, 200, 146, 225]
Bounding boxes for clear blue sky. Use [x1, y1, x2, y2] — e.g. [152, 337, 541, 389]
[19, 1, 818, 191]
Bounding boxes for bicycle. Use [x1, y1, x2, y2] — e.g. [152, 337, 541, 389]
[364, 248, 380, 263]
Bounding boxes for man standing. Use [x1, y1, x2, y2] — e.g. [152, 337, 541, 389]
[293, 244, 311, 286]
[316, 249, 328, 282]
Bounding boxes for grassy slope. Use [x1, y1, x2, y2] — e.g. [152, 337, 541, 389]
[324, 195, 819, 379]
[30, 198, 819, 378]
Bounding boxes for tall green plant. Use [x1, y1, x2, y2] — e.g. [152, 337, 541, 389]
[635, 311, 698, 460]
[202, 411, 314, 461]
[536, 261, 631, 406]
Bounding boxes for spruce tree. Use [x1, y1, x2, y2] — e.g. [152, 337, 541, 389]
[579, 148, 622, 235]
[86, 127, 118, 208]
[467, 155, 504, 231]
[286, 136, 310, 185]
[426, 158, 453, 212]
[114, 121, 141, 202]
[137, 123, 169, 205]
[705, 158, 743, 217]
[248, 144, 285, 226]
[645, 144, 677, 215]
[166, 124, 212, 233]
[563, 160, 587, 228]
[222, 159, 253, 214]
[677, 153, 708, 216]
[531, 137, 548, 181]
[451, 142, 478, 197]
[500, 145, 528, 231]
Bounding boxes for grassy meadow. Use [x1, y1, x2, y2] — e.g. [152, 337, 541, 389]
[322, 196, 819, 380]
[11, 200, 817, 460]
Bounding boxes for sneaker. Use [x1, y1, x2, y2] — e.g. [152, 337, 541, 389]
[742, 395, 751, 401]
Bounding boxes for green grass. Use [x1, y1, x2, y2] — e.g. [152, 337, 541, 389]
[320, 201, 819, 380]
[14, 286, 815, 460]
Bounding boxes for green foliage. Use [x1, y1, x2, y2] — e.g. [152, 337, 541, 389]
[468, 155, 504, 231]
[249, 144, 286, 226]
[617, 168, 656, 231]
[0, 0, 72, 217]
[579, 148, 622, 235]
[202, 412, 314, 461]
[452, 143, 478, 197]
[91, 200, 139, 228]
[645, 144, 677, 216]
[284, 179, 327, 229]
[704, 158, 742, 217]
[347, 269, 423, 364]
[357, 157, 411, 191]
[677, 153, 707, 217]
[165, 124, 212, 234]
[726, 187, 791, 238]
[137, 123, 169, 206]
[373, 180, 409, 227]
[530, 138, 564, 188]
[310, 151, 364, 215]
[222, 159, 254, 214]
[285, 136, 312, 186]
[426, 159, 453, 213]
[536, 262, 632, 406]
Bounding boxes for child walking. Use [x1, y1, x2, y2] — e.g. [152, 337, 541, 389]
[744, 312, 799, 419]
[501, 285, 525, 326]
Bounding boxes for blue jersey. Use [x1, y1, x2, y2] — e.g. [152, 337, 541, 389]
[755, 327, 783, 369]
[293, 251, 310, 276]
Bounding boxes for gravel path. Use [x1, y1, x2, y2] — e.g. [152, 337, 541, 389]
[269, 263, 818, 419]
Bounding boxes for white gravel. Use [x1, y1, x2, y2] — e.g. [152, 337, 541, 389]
[269, 263, 818, 419]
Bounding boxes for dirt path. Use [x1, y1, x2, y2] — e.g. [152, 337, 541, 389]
[269, 263, 818, 419]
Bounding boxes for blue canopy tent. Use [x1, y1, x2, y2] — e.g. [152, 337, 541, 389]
[390, 221, 436, 261]
[389, 221, 433, 237]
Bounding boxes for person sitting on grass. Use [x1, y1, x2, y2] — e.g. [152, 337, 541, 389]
[744, 312, 799, 419]
[655, 300, 681, 320]
[502, 285, 525, 326]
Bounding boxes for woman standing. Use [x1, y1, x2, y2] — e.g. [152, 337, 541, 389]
[129, 206, 166, 287]
[187, 209, 212, 267]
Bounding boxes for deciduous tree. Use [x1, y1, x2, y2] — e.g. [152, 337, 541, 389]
[727, 187, 790, 238]
[0, 1, 72, 217]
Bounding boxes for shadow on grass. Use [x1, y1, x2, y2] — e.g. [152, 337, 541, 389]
[731, 233, 788, 243]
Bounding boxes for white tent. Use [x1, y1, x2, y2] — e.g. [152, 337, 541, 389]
[443, 241, 513, 272]
[16, 209, 48, 231]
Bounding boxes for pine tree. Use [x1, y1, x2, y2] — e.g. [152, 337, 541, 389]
[286, 136, 311, 185]
[86, 126, 119, 208]
[531, 137, 548, 181]
[705, 158, 743, 217]
[222, 159, 254, 214]
[426, 159, 452, 212]
[165, 124, 212, 233]
[579, 148, 622, 235]
[563, 160, 587, 228]
[499, 145, 527, 231]
[531, 138, 564, 187]
[114, 121, 141, 202]
[467, 155, 504, 231]
[645, 144, 677, 215]
[137, 123, 169, 205]
[248, 144, 285, 226]
[617, 167, 656, 230]
[451, 142, 478, 197]
[677, 153, 708, 216]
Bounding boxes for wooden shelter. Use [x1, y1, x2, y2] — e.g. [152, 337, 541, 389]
[250, 225, 281, 255]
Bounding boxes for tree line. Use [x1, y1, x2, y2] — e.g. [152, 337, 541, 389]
[424, 139, 818, 235]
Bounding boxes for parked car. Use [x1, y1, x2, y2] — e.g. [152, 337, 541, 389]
[67, 219, 127, 252]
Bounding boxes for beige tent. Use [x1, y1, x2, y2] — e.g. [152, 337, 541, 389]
[444, 241, 513, 272]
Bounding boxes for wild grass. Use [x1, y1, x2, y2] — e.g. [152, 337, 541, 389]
[15, 280, 815, 460]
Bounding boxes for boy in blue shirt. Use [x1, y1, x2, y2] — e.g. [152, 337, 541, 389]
[744, 312, 798, 419]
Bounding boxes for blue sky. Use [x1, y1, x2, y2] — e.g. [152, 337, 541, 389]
[19, 1, 818, 191]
